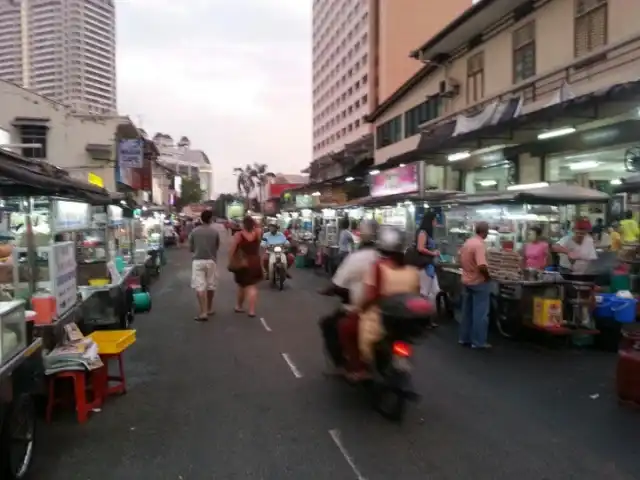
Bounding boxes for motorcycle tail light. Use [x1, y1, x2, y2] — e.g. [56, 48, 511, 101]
[392, 341, 411, 357]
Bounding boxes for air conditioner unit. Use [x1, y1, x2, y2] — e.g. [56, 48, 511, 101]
[439, 78, 460, 98]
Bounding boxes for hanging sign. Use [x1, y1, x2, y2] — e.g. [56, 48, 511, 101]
[53, 200, 90, 232]
[118, 139, 144, 168]
[108, 205, 123, 226]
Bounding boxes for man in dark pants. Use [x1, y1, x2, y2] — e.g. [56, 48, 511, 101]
[319, 220, 379, 371]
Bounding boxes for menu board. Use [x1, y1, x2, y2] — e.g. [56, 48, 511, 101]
[53, 200, 90, 232]
[52, 241, 77, 317]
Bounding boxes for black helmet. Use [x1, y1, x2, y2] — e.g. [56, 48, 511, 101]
[376, 226, 405, 254]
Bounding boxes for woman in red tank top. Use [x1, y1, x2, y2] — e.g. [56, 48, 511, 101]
[230, 216, 263, 316]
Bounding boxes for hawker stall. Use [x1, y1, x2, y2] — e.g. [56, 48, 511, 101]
[435, 184, 613, 343]
[139, 206, 167, 277]
[0, 148, 113, 479]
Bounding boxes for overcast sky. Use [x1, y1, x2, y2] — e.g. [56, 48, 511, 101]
[116, 0, 312, 195]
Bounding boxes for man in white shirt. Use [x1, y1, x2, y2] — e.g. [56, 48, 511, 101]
[320, 220, 379, 368]
[552, 218, 598, 273]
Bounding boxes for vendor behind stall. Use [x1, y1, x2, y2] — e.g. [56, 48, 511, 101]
[551, 218, 597, 273]
[620, 210, 639, 243]
[522, 225, 549, 270]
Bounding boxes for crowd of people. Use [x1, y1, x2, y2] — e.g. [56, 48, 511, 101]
[181, 207, 639, 380]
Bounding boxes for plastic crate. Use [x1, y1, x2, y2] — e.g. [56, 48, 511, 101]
[88, 330, 136, 355]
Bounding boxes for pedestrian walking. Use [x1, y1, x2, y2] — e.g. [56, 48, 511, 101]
[229, 215, 263, 317]
[458, 221, 492, 349]
[189, 210, 220, 322]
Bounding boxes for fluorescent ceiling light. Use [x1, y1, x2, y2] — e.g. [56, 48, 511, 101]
[369, 169, 380, 175]
[478, 180, 497, 186]
[447, 151, 470, 162]
[610, 178, 622, 185]
[311, 191, 321, 196]
[399, 163, 406, 167]
[471, 144, 512, 155]
[569, 160, 599, 170]
[345, 176, 354, 182]
[507, 182, 549, 191]
[538, 127, 576, 139]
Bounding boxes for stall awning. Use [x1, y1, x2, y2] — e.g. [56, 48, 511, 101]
[346, 190, 461, 208]
[0, 149, 112, 203]
[381, 78, 640, 169]
[450, 184, 610, 206]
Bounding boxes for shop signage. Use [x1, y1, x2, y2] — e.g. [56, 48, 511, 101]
[370, 164, 418, 197]
[118, 139, 143, 169]
[52, 200, 90, 232]
[88, 172, 104, 188]
[295, 195, 313, 208]
[108, 205, 123, 225]
[52, 241, 77, 317]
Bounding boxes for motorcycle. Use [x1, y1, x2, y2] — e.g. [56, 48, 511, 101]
[324, 293, 432, 422]
[267, 245, 287, 290]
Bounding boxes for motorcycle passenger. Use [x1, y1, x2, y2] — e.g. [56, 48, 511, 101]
[341, 226, 421, 381]
[261, 222, 293, 277]
[319, 219, 379, 375]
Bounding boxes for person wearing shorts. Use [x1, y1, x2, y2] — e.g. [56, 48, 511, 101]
[189, 210, 220, 321]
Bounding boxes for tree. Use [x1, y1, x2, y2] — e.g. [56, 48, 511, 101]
[175, 177, 203, 211]
[232, 163, 275, 212]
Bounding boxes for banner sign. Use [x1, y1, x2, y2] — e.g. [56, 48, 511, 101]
[370, 164, 418, 197]
[118, 139, 143, 168]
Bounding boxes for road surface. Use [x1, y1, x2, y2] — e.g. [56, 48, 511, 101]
[32, 233, 640, 479]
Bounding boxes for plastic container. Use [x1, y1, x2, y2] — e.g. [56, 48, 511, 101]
[114, 256, 126, 273]
[88, 278, 110, 287]
[594, 293, 617, 319]
[611, 297, 638, 323]
[611, 275, 631, 293]
[133, 292, 151, 313]
[88, 330, 136, 355]
[31, 293, 56, 325]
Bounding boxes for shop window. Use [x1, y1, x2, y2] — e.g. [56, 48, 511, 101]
[404, 98, 442, 138]
[575, 0, 607, 57]
[466, 52, 484, 104]
[19, 125, 48, 159]
[375, 115, 402, 148]
[513, 22, 536, 83]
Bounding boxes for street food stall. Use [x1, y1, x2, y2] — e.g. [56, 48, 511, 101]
[434, 184, 612, 342]
[0, 148, 114, 479]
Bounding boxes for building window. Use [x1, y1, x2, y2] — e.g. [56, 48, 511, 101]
[575, 0, 607, 57]
[404, 99, 441, 138]
[19, 125, 48, 159]
[513, 22, 535, 83]
[375, 115, 402, 148]
[466, 52, 484, 104]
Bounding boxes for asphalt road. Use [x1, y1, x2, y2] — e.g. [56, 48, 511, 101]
[31, 231, 640, 480]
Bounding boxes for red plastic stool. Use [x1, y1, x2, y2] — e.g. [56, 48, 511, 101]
[46, 370, 103, 424]
[95, 353, 127, 398]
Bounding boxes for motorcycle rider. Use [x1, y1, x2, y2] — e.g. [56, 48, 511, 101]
[319, 219, 380, 375]
[261, 222, 292, 278]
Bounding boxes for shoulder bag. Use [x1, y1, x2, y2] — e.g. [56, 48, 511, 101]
[228, 234, 248, 272]
[404, 230, 433, 268]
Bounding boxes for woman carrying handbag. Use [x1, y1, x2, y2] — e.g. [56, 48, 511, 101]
[229, 216, 263, 317]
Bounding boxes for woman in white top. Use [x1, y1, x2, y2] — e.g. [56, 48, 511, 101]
[551, 218, 598, 274]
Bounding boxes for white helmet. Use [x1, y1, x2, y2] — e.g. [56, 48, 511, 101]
[377, 226, 406, 254]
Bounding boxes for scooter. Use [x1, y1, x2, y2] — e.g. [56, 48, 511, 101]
[267, 245, 287, 290]
[324, 293, 432, 422]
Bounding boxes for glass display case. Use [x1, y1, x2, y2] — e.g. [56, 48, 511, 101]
[0, 300, 26, 365]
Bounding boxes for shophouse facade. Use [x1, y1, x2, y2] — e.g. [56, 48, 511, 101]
[0, 78, 138, 193]
[369, 0, 640, 194]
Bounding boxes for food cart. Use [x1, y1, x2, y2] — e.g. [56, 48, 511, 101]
[0, 148, 113, 479]
[434, 184, 611, 340]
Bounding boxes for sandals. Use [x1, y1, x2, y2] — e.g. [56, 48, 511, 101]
[194, 316, 208, 322]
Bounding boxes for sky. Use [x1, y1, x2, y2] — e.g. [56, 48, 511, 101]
[116, 0, 312, 195]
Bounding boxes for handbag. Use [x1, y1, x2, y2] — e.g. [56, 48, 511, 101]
[405, 231, 434, 268]
[228, 246, 248, 272]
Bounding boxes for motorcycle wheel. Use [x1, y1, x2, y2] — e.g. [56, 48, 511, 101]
[1, 394, 36, 480]
[279, 267, 285, 290]
[372, 386, 407, 423]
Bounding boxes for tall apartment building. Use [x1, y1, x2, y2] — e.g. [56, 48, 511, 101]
[312, 0, 470, 160]
[0, 0, 117, 114]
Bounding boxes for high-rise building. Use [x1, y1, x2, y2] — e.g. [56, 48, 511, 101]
[312, 0, 470, 160]
[0, 0, 116, 114]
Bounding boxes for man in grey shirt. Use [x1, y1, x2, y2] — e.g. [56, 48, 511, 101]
[189, 210, 220, 321]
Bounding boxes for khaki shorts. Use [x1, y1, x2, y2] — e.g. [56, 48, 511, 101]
[191, 259, 217, 291]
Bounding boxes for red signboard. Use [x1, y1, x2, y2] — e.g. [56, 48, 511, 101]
[370, 164, 418, 197]
[268, 183, 304, 199]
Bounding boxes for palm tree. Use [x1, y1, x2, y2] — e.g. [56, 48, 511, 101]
[233, 163, 275, 212]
